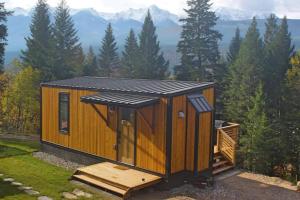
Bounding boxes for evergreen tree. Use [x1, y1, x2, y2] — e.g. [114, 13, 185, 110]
[264, 17, 294, 119]
[21, 0, 54, 81]
[175, 0, 222, 81]
[121, 29, 140, 78]
[225, 18, 264, 122]
[240, 83, 270, 172]
[0, 3, 12, 73]
[98, 23, 119, 77]
[53, 0, 82, 79]
[83, 46, 97, 76]
[282, 53, 300, 181]
[227, 27, 242, 64]
[138, 11, 169, 79]
[264, 14, 279, 46]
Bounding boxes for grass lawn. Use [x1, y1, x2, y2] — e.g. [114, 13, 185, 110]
[0, 138, 107, 200]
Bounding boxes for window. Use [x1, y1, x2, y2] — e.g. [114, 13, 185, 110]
[59, 93, 70, 133]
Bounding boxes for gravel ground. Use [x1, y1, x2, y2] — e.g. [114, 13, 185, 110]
[33, 152, 84, 171]
[131, 171, 300, 200]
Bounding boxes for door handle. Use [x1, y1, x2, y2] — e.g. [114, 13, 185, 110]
[113, 144, 117, 150]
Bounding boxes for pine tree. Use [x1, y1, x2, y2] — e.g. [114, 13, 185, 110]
[282, 53, 300, 181]
[138, 11, 169, 79]
[0, 3, 12, 73]
[240, 83, 270, 172]
[53, 0, 82, 79]
[225, 18, 264, 122]
[227, 27, 242, 64]
[121, 29, 140, 78]
[83, 46, 97, 76]
[98, 23, 119, 77]
[21, 0, 54, 81]
[175, 0, 222, 81]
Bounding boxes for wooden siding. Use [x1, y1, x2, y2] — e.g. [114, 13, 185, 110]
[198, 112, 212, 171]
[185, 86, 214, 172]
[185, 102, 196, 171]
[202, 87, 214, 107]
[171, 95, 187, 173]
[136, 99, 167, 174]
[42, 87, 117, 161]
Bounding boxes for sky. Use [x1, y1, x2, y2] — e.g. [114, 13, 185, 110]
[3, 0, 300, 18]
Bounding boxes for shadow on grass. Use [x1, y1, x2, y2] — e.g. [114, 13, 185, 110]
[0, 180, 24, 198]
[0, 145, 30, 158]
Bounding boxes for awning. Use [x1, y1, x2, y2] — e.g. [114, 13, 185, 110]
[81, 92, 160, 108]
[188, 94, 213, 113]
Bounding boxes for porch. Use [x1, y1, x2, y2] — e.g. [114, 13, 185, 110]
[213, 122, 240, 175]
[72, 162, 162, 198]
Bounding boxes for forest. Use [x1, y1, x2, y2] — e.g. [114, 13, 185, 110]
[0, 0, 299, 184]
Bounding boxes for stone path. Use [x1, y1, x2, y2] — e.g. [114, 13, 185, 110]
[0, 173, 93, 200]
[0, 173, 50, 199]
[62, 189, 93, 199]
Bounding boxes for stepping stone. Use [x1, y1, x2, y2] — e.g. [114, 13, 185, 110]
[18, 186, 32, 190]
[83, 192, 93, 198]
[24, 189, 40, 195]
[11, 182, 23, 186]
[38, 196, 53, 200]
[0, 174, 3, 176]
[62, 192, 78, 199]
[72, 189, 85, 197]
[3, 178, 14, 182]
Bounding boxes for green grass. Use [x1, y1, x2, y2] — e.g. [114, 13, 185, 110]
[0, 180, 35, 200]
[0, 138, 107, 200]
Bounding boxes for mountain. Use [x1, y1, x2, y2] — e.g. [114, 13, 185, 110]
[4, 6, 300, 68]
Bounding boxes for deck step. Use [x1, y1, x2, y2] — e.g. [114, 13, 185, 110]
[213, 165, 234, 175]
[75, 170, 129, 190]
[73, 174, 129, 196]
[213, 154, 222, 161]
[213, 160, 229, 168]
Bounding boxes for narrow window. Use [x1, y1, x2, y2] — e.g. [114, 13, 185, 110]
[59, 93, 70, 133]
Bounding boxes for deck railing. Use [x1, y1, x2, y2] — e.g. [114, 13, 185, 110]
[216, 123, 239, 165]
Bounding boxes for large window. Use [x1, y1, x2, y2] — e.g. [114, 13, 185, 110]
[59, 93, 70, 133]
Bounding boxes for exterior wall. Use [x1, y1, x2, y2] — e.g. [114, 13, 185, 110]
[171, 95, 187, 173]
[136, 99, 167, 174]
[42, 86, 167, 175]
[185, 86, 215, 173]
[198, 112, 212, 172]
[185, 102, 196, 171]
[42, 86, 117, 161]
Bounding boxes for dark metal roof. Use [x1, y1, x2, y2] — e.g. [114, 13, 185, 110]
[81, 92, 160, 108]
[41, 77, 214, 96]
[188, 94, 213, 113]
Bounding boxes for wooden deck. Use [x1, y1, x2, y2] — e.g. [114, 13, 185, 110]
[72, 162, 162, 198]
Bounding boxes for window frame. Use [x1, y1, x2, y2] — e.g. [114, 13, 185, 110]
[58, 92, 70, 134]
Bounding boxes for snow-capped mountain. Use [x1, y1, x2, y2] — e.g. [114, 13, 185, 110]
[108, 5, 180, 23]
[9, 5, 278, 23]
[214, 7, 269, 21]
[12, 7, 30, 16]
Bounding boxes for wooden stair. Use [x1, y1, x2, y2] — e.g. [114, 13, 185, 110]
[73, 173, 129, 196]
[72, 162, 162, 198]
[213, 153, 234, 175]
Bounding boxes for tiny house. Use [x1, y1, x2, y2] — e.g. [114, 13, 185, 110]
[40, 77, 237, 196]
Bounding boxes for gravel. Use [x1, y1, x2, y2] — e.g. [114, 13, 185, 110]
[131, 171, 300, 200]
[33, 152, 84, 171]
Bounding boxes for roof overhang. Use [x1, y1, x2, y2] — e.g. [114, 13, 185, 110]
[80, 92, 160, 108]
[188, 94, 213, 113]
